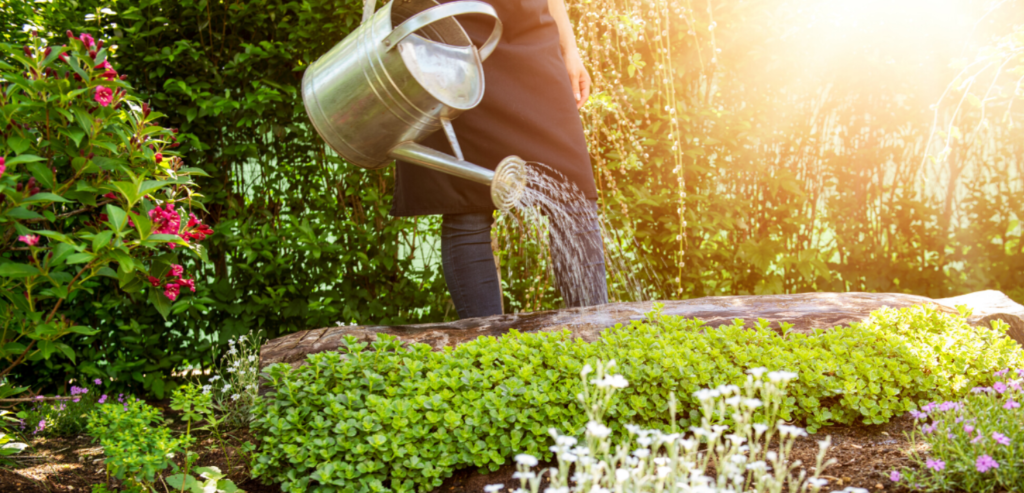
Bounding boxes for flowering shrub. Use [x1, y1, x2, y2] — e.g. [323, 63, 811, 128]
[893, 368, 1024, 492]
[0, 31, 212, 396]
[505, 361, 836, 493]
[16, 377, 110, 436]
[251, 304, 1020, 493]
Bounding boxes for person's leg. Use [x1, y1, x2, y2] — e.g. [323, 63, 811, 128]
[548, 200, 608, 307]
[441, 211, 503, 319]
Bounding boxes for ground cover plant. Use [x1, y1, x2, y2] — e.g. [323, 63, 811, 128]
[0, 30, 212, 398]
[250, 304, 1022, 493]
[504, 360, 836, 493]
[892, 368, 1024, 492]
[16, 377, 110, 436]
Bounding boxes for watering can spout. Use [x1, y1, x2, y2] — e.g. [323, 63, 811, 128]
[389, 142, 526, 211]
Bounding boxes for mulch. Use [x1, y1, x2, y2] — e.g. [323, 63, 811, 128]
[0, 414, 929, 493]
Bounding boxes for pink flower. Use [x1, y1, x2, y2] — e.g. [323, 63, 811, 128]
[79, 33, 95, 48]
[0, 156, 5, 178]
[94, 86, 113, 107]
[18, 235, 40, 246]
[168, 264, 184, 278]
[35, 420, 45, 434]
[98, 394, 107, 404]
[909, 410, 928, 420]
[177, 278, 196, 292]
[993, 382, 1007, 394]
[992, 432, 1011, 445]
[149, 204, 181, 236]
[889, 470, 901, 482]
[1005, 399, 1020, 410]
[164, 282, 180, 301]
[964, 425, 974, 433]
[971, 434, 983, 444]
[976, 455, 999, 473]
[925, 459, 945, 471]
[94, 378, 102, 386]
[995, 369, 1009, 377]
[154, 153, 163, 164]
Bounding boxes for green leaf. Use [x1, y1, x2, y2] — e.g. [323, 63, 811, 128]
[93, 230, 114, 252]
[0, 263, 40, 278]
[65, 253, 94, 265]
[149, 284, 172, 320]
[26, 162, 55, 191]
[23, 193, 71, 204]
[4, 154, 45, 165]
[4, 207, 45, 220]
[105, 204, 128, 232]
[5, 136, 29, 155]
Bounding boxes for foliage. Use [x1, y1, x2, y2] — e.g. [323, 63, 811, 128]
[167, 466, 244, 493]
[0, 29, 211, 397]
[894, 369, 1024, 492]
[0, 409, 28, 465]
[13, 0, 450, 399]
[86, 396, 188, 492]
[251, 305, 1022, 493]
[204, 331, 263, 429]
[509, 361, 835, 493]
[16, 378, 110, 436]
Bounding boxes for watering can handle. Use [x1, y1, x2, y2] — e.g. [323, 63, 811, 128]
[383, 1, 503, 61]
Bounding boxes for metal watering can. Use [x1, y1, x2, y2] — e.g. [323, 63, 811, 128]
[302, 0, 526, 210]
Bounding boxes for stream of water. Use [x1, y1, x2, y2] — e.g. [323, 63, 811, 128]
[493, 163, 655, 312]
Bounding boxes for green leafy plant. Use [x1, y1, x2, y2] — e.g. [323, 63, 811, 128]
[0, 409, 28, 465]
[167, 383, 245, 493]
[167, 466, 243, 493]
[892, 368, 1024, 492]
[16, 377, 109, 436]
[251, 304, 1023, 493]
[86, 396, 187, 492]
[0, 30, 213, 397]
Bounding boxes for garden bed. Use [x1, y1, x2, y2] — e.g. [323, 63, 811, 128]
[0, 415, 922, 493]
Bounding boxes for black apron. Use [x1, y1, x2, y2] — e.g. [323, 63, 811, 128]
[390, 0, 598, 217]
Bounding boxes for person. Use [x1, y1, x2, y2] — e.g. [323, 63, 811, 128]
[391, 0, 607, 318]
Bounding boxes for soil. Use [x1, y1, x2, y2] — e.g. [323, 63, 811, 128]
[1, 415, 926, 493]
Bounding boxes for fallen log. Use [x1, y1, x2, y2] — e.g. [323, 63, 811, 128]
[260, 290, 1024, 369]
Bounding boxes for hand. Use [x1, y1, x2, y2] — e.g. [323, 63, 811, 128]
[563, 46, 591, 110]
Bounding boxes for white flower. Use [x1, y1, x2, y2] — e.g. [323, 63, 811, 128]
[625, 424, 642, 435]
[209, 375, 221, 382]
[544, 488, 568, 493]
[717, 384, 739, 396]
[581, 364, 593, 378]
[484, 484, 504, 493]
[766, 451, 778, 461]
[725, 396, 741, 407]
[560, 453, 578, 463]
[238, 335, 247, 343]
[807, 478, 828, 488]
[231, 394, 240, 401]
[222, 384, 232, 393]
[656, 466, 671, 479]
[248, 355, 257, 362]
[632, 448, 650, 458]
[247, 384, 258, 390]
[637, 436, 652, 447]
[594, 374, 629, 388]
[515, 454, 538, 467]
[653, 457, 669, 466]
[511, 471, 535, 480]
[227, 348, 238, 356]
[725, 434, 746, 446]
[586, 421, 611, 439]
[778, 425, 807, 438]
[711, 425, 729, 434]
[746, 367, 767, 378]
[615, 469, 630, 483]
[767, 371, 798, 383]
[743, 398, 763, 409]
[752, 423, 768, 434]
[555, 436, 577, 447]
[201, 385, 212, 394]
[588, 487, 609, 493]
[227, 367, 237, 373]
[746, 461, 767, 470]
[228, 338, 236, 346]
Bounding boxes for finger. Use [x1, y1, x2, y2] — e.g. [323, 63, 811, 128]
[579, 72, 592, 108]
[570, 70, 581, 105]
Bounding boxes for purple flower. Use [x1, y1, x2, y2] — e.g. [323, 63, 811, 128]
[1005, 400, 1020, 410]
[1017, 368, 1024, 377]
[937, 401, 960, 412]
[33, 420, 46, 434]
[922, 402, 938, 413]
[995, 369, 1009, 377]
[992, 432, 1011, 445]
[976, 455, 999, 473]
[993, 382, 1008, 394]
[98, 394, 107, 404]
[909, 410, 928, 420]
[890, 470, 901, 482]
[35, 395, 44, 400]
[94, 378, 102, 385]
[921, 422, 938, 434]
[925, 459, 946, 471]
[971, 434, 983, 444]
[964, 424, 975, 433]
[971, 387, 992, 394]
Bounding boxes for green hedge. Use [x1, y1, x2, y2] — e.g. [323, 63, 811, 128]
[251, 305, 1024, 493]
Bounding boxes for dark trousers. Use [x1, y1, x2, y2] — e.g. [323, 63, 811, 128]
[441, 201, 608, 319]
